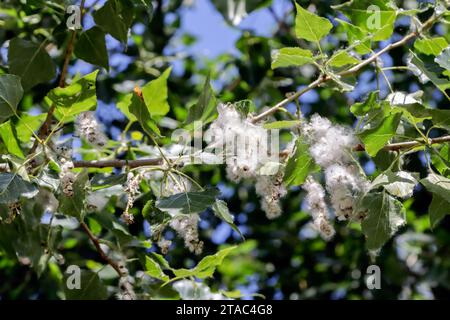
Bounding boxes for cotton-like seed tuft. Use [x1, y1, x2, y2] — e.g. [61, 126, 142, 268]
[75, 111, 107, 147]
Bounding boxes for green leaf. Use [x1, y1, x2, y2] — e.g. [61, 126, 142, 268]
[171, 246, 236, 280]
[284, 138, 320, 186]
[336, 18, 371, 54]
[328, 50, 359, 67]
[16, 113, 45, 143]
[0, 173, 38, 204]
[234, 99, 254, 117]
[47, 70, 99, 123]
[8, 38, 56, 90]
[370, 171, 418, 199]
[271, 47, 314, 69]
[429, 194, 449, 229]
[409, 52, 450, 94]
[0, 120, 25, 158]
[294, 3, 332, 43]
[93, 0, 134, 44]
[357, 111, 402, 156]
[64, 270, 108, 300]
[74, 26, 109, 69]
[420, 173, 450, 203]
[116, 93, 137, 122]
[435, 46, 450, 72]
[333, 0, 397, 41]
[431, 144, 450, 178]
[0, 74, 23, 124]
[399, 103, 450, 130]
[359, 191, 406, 251]
[414, 37, 448, 56]
[58, 170, 89, 219]
[212, 199, 244, 240]
[141, 68, 171, 117]
[145, 256, 170, 281]
[128, 92, 161, 136]
[91, 173, 127, 191]
[350, 91, 379, 116]
[263, 120, 301, 130]
[186, 73, 217, 126]
[156, 188, 220, 214]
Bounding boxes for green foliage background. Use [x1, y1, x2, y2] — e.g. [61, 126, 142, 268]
[0, 0, 449, 300]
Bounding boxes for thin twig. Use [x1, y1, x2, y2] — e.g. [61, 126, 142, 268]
[74, 158, 163, 168]
[250, 14, 439, 124]
[353, 135, 450, 152]
[29, 0, 86, 155]
[79, 221, 125, 277]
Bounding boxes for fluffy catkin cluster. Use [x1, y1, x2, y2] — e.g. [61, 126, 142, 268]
[255, 172, 287, 219]
[303, 114, 369, 224]
[75, 111, 107, 147]
[60, 159, 75, 197]
[207, 103, 287, 219]
[208, 103, 271, 181]
[152, 173, 203, 254]
[122, 172, 142, 225]
[4, 202, 21, 224]
[303, 176, 335, 239]
[169, 214, 204, 254]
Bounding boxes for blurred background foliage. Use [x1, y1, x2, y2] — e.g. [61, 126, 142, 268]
[0, 0, 449, 300]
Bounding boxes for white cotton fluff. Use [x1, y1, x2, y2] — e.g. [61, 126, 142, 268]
[325, 164, 369, 221]
[60, 159, 75, 197]
[305, 114, 357, 167]
[75, 111, 107, 147]
[303, 176, 335, 240]
[170, 214, 203, 254]
[207, 103, 272, 182]
[122, 172, 142, 225]
[255, 173, 286, 219]
[302, 114, 369, 223]
[207, 103, 287, 219]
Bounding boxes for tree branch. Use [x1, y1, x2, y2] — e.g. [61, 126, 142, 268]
[71, 135, 450, 169]
[353, 135, 450, 152]
[250, 14, 439, 124]
[74, 158, 162, 169]
[79, 221, 125, 277]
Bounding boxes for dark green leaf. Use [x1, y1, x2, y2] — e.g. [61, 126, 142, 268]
[359, 191, 406, 251]
[8, 38, 56, 90]
[0, 173, 38, 204]
[128, 92, 161, 136]
[58, 170, 89, 219]
[0, 74, 23, 124]
[93, 0, 134, 44]
[64, 270, 108, 300]
[429, 194, 449, 229]
[74, 26, 109, 69]
[156, 188, 220, 214]
[186, 73, 217, 126]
